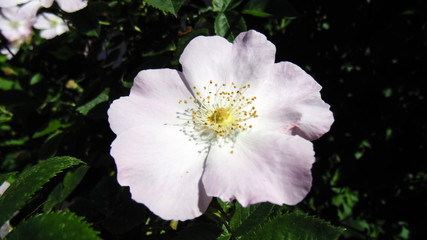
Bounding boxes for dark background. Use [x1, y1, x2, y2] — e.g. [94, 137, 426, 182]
[1, 0, 426, 239]
[274, 0, 427, 239]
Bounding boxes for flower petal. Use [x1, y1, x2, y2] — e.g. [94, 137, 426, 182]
[289, 92, 334, 140]
[202, 131, 314, 206]
[16, 0, 53, 18]
[254, 61, 333, 140]
[0, 0, 29, 8]
[230, 30, 276, 89]
[179, 35, 233, 89]
[108, 69, 192, 135]
[179, 30, 275, 92]
[55, 0, 87, 13]
[111, 124, 211, 221]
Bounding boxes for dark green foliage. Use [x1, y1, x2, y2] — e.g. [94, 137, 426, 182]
[6, 211, 101, 240]
[0, 0, 425, 239]
[0, 156, 83, 224]
[144, 0, 186, 17]
[43, 165, 89, 212]
[241, 211, 345, 240]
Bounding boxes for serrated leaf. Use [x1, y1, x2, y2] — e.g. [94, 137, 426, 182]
[0, 156, 83, 224]
[77, 88, 110, 115]
[230, 202, 273, 237]
[43, 165, 89, 212]
[6, 211, 101, 240]
[144, 0, 185, 17]
[242, 211, 345, 240]
[214, 11, 247, 41]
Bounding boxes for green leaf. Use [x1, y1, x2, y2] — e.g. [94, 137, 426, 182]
[212, 0, 244, 12]
[242, 211, 345, 240]
[6, 211, 101, 240]
[144, 0, 185, 17]
[242, 0, 298, 18]
[0, 78, 15, 91]
[32, 119, 71, 138]
[230, 202, 273, 237]
[216, 198, 233, 213]
[77, 88, 110, 115]
[0, 156, 83, 224]
[214, 11, 247, 41]
[0, 137, 29, 147]
[43, 165, 89, 212]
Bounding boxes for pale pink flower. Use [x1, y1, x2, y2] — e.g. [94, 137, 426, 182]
[0, 0, 87, 18]
[33, 12, 68, 39]
[0, 0, 53, 18]
[0, 6, 34, 42]
[108, 30, 334, 221]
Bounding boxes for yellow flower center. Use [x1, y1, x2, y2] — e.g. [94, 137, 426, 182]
[208, 107, 233, 127]
[177, 81, 258, 151]
[10, 21, 20, 28]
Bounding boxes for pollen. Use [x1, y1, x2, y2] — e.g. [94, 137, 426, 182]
[178, 81, 258, 146]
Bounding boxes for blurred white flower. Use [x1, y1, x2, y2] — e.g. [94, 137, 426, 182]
[33, 12, 68, 39]
[0, 0, 53, 18]
[0, 0, 87, 17]
[0, 6, 34, 42]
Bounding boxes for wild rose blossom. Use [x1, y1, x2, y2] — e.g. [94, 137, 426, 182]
[0, 0, 88, 18]
[33, 12, 68, 39]
[0, 6, 34, 42]
[108, 30, 334, 221]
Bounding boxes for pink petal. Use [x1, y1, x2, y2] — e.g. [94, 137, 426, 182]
[202, 131, 315, 206]
[16, 0, 53, 18]
[254, 61, 333, 140]
[0, 0, 29, 8]
[111, 124, 211, 221]
[55, 0, 87, 13]
[230, 30, 276, 89]
[179, 30, 275, 91]
[108, 69, 192, 135]
[290, 92, 334, 140]
[179, 35, 233, 90]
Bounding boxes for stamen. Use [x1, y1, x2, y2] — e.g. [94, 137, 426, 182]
[177, 80, 258, 153]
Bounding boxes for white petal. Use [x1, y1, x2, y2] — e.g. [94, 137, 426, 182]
[179, 30, 276, 93]
[55, 0, 87, 13]
[230, 30, 276, 89]
[254, 61, 333, 140]
[179, 35, 233, 90]
[0, 0, 29, 8]
[202, 131, 315, 206]
[111, 124, 211, 221]
[108, 69, 193, 135]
